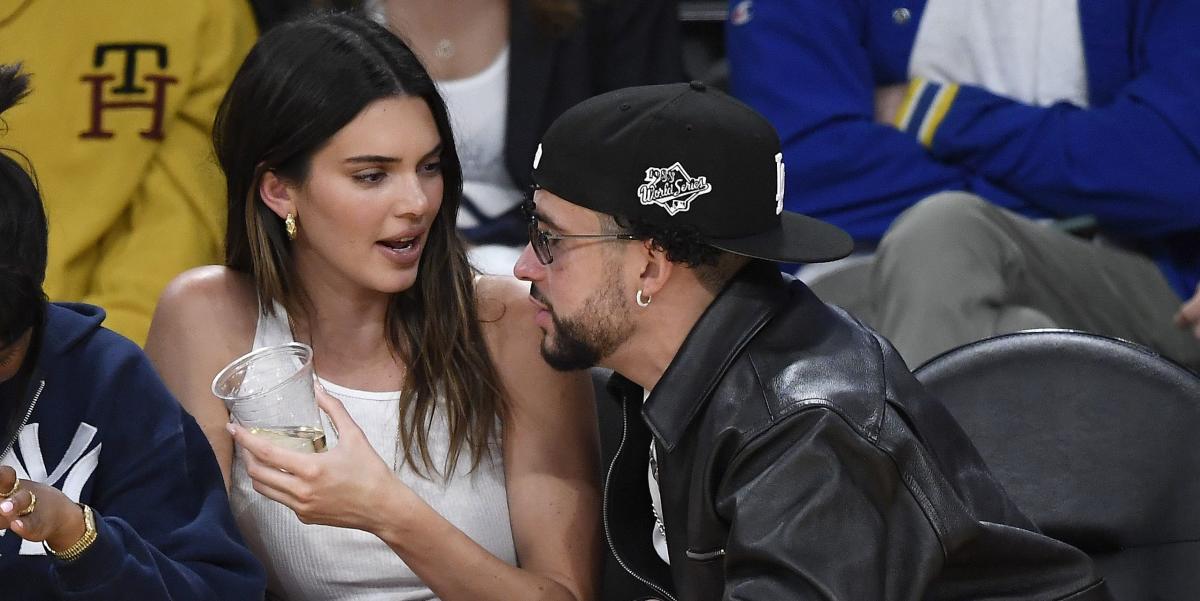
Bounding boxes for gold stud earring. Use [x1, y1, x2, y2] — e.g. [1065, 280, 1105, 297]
[285, 213, 297, 240]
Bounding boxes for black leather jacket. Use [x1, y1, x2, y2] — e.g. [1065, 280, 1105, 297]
[600, 262, 1112, 601]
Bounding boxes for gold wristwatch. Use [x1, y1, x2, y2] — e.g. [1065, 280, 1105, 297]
[46, 503, 98, 562]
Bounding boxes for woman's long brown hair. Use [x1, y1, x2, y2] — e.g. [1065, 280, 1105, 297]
[217, 13, 507, 478]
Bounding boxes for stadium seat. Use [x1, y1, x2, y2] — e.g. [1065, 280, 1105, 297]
[914, 329, 1200, 600]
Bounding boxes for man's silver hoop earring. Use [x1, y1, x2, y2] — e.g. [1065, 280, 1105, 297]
[636, 289, 652, 308]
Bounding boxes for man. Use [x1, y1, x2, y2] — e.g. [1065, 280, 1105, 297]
[727, 0, 1200, 369]
[514, 82, 1111, 600]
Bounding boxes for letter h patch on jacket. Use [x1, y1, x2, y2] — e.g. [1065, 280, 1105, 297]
[80, 43, 177, 140]
[0, 423, 101, 556]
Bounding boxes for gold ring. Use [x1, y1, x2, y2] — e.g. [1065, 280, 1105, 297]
[0, 478, 18, 498]
[16, 490, 36, 516]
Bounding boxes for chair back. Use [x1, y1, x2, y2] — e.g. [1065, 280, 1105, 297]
[914, 330, 1200, 601]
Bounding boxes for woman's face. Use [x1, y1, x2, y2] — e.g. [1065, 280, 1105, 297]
[0, 329, 32, 384]
[284, 95, 446, 296]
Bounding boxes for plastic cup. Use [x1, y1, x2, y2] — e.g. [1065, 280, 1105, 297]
[211, 342, 327, 453]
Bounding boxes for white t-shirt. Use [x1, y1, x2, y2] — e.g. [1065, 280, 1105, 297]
[437, 45, 525, 227]
[436, 46, 526, 275]
[909, 0, 1089, 108]
[646, 389, 670, 564]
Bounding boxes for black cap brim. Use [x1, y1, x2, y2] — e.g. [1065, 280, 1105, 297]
[708, 211, 854, 264]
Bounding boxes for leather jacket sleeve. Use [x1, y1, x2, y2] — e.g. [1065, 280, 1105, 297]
[709, 404, 1109, 601]
[713, 407, 943, 600]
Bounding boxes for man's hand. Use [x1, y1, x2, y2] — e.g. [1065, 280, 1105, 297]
[875, 82, 911, 125]
[1174, 285, 1200, 340]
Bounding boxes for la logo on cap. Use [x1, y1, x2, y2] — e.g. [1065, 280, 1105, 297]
[637, 162, 713, 216]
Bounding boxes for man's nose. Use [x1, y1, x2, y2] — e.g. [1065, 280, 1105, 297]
[513, 243, 544, 281]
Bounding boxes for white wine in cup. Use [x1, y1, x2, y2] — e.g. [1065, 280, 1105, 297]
[212, 342, 328, 453]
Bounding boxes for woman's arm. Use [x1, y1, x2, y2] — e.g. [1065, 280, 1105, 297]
[473, 276, 601, 600]
[144, 266, 257, 487]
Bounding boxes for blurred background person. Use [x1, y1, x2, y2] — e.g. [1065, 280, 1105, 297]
[246, 0, 360, 31]
[0, 63, 265, 601]
[728, 0, 1200, 369]
[146, 14, 601, 601]
[0, 0, 257, 345]
[366, 0, 684, 274]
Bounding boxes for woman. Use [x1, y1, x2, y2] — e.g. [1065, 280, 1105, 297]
[366, 0, 683, 274]
[0, 64, 266, 600]
[145, 13, 600, 601]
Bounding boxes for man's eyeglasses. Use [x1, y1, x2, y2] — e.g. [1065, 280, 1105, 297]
[522, 198, 637, 265]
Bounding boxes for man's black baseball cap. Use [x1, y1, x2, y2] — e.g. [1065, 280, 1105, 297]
[531, 81, 853, 264]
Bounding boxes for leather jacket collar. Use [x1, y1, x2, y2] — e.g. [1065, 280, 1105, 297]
[643, 261, 788, 452]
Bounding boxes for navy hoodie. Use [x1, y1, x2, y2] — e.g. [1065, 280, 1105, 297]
[0, 303, 265, 599]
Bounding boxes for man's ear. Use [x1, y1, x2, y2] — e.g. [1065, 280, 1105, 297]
[259, 169, 296, 220]
[636, 240, 674, 301]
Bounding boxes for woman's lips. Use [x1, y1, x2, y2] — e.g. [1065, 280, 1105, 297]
[376, 233, 423, 266]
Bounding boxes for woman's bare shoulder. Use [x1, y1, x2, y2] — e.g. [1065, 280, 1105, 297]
[474, 274, 537, 344]
[146, 266, 260, 482]
[149, 266, 258, 354]
[473, 274, 592, 403]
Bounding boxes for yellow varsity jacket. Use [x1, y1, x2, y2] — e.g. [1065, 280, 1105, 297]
[0, 0, 256, 344]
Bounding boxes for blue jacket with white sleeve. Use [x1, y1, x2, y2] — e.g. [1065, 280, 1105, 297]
[728, 0, 1200, 298]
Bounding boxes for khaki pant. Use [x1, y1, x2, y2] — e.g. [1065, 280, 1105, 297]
[807, 192, 1200, 371]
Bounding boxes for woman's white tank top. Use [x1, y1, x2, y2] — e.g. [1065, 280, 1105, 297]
[229, 303, 516, 600]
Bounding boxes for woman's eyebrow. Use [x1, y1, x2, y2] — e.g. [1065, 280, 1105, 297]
[344, 155, 399, 164]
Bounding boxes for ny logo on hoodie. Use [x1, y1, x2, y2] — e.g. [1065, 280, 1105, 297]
[0, 423, 101, 556]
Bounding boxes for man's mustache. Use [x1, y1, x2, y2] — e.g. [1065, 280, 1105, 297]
[529, 285, 553, 312]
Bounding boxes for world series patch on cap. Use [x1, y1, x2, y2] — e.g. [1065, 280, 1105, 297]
[531, 81, 853, 264]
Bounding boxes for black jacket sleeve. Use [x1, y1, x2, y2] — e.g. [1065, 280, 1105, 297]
[711, 406, 1109, 601]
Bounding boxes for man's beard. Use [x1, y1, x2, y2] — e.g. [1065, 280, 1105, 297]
[533, 279, 634, 372]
